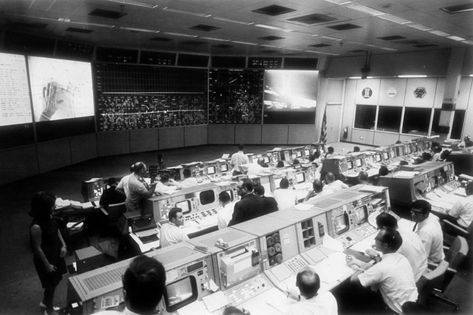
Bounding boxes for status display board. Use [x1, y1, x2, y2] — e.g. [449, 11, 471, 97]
[209, 69, 264, 124]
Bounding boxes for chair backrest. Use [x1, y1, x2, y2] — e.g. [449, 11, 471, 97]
[107, 202, 126, 220]
[416, 260, 449, 296]
[445, 236, 469, 268]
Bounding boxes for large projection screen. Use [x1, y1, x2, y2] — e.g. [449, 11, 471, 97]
[28, 56, 94, 122]
[0, 52, 32, 126]
[263, 70, 318, 124]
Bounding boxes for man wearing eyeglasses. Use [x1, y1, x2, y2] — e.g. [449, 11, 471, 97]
[410, 199, 444, 264]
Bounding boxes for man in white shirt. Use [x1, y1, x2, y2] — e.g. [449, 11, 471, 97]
[93, 255, 166, 315]
[324, 172, 348, 192]
[446, 182, 473, 228]
[305, 180, 334, 202]
[116, 164, 135, 199]
[285, 269, 338, 315]
[376, 213, 427, 282]
[411, 199, 445, 264]
[160, 208, 189, 247]
[273, 178, 297, 210]
[155, 173, 180, 195]
[179, 168, 199, 188]
[350, 228, 418, 314]
[217, 191, 236, 229]
[231, 144, 249, 175]
[118, 162, 157, 213]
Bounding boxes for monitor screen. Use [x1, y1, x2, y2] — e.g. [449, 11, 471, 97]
[164, 276, 198, 312]
[0, 52, 33, 126]
[405, 145, 411, 154]
[347, 160, 354, 170]
[220, 164, 228, 172]
[335, 213, 349, 235]
[383, 152, 389, 160]
[296, 151, 302, 157]
[304, 149, 310, 157]
[199, 190, 216, 205]
[175, 200, 191, 214]
[224, 189, 234, 201]
[296, 172, 305, 183]
[28, 56, 94, 122]
[263, 156, 270, 164]
[355, 206, 368, 224]
[207, 166, 216, 175]
[375, 154, 382, 162]
[355, 159, 362, 167]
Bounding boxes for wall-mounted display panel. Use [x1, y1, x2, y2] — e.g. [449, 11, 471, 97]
[378, 79, 406, 106]
[353, 104, 376, 130]
[402, 107, 431, 135]
[355, 79, 380, 105]
[28, 56, 95, 122]
[404, 78, 437, 108]
[377, 106, 402, 133]
[263, 70, 317, 124]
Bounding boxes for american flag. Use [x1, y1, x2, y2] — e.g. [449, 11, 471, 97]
[319, 107, 327, 146]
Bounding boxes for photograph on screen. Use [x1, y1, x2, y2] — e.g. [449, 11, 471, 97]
[164, 276, 197, 312]
[28, 56, 94, 122]
[263, 70, 318, 124]
[0, 52, 33, 126]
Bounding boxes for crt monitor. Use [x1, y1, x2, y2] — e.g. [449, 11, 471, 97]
[163, 276, 198, 313]
[355, 206, 368, 224]
[175, 200, 192, 214]
[355, 158, 362, 167]
[304, 149, 310, 157]
[346, 160, 354, 170]
[382, 152, 389, 160]
[375, 154, 382, 162]
[296, 172, 305, 183]
[199, 190, 216, 205]
[220, 164, 228, 172]
[296, 150, 302, 158]
[263, 156, 270, 164]
[207, 166, 216, 175]
[223, 189, 234, 201]
[334, 212, 349, 235]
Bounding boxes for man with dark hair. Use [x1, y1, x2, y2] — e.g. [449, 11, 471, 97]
[349, 228, 418, 314]
[160, 207, 188, 247]
[180, 168, 198, 188]
[273, 178, 297, 210]
[231, 144, 249, 175]
[155, 173, 180, 195]
[119, 162, 157, 213]
[353, 146, 361, 152]
[378, 166, 389, 176]
[411, 199, 444, 264]
[444, 182, 473, 228]
[325, 172, 348, 191]
[285, 269, 338, 315]
[253, 184, 278, 214]
[304, 180, 332, 201]
[375, 213, 427, 281]
[358, 171, 369, 185]
[94, 255, 166, 314]
[228, 179, 264, 226]
[217, 191, 236, 229]
[325, 146, 334, 158]
[100, 177, 126, 210]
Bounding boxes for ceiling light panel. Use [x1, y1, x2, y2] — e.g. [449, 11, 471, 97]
[345, 3, 385, 16]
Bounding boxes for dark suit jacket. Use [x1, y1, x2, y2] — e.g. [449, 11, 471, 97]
[228, 193, 265, 226]
[262, 196, 278, 214]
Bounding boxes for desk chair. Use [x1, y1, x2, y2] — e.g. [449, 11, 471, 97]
[427, 236, 469, 311]
[64, 215, 90, 251]
[100, 202, 128, 236]
[441, 219, 473, 248]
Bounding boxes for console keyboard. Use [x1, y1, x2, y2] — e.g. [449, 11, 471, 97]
[225, 275, 270, 305]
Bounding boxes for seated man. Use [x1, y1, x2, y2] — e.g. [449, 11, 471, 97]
[273, 178, 297, 210]
[285, 269, 338, 315]
[349, 228, 418, 314]
[180, 168, 198, 188]
[155, 173, 180, 195]
[100, 177, 126, 209]
[94, 255, 166, 315]
[358, 171, 369, 185]
[445, 182, 473, 228]
[253, 184, 278, 214]
[375, 213, 427, 282]
[228, 179, 264, 226]
[304, 180, 333, 202]
[324, 172, 348, 191]
[217, 191, 236, 229]
[160, 208, 189, 247]
[411, 200, 444, 264]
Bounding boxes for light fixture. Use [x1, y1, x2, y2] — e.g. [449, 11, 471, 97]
[232, 40, 258, 46]
[349, 76, 362, 79]
[162, 7, 211, 18]
[201, 36, 229, 42]
[429, 30, 450, 37]
[103, 0, 158, 9]
[120, 26, 158, 33]
[377, 14, 411, 25]
[164, 32, 197, 38]
[397, 74, 427, 78]
[406, 23, 432, 31]
[345, 3, 386, 16]
[213, 16, 253, 25]
[447, 35, 466, 41]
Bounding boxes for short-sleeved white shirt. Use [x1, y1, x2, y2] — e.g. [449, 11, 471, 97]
[274, 188, 297, 210]
[448, 195, 473, 228]
[285, 291, 338, 315]
[125, 174, 149, 212]
[117, 174, 131, 197]
[231, 151, 249, 172]
[217, 201, 237, 229]
[398, 225, 428, 281]
[160, 223, 189, 247]
[358, 252, 418, 314]
[415, 215, 445, 264]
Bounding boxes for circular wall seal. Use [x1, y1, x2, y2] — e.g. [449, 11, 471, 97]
[414, 87, 426, 98]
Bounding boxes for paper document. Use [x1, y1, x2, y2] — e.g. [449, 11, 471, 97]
[322, 235, 344, 252]
[393, 171, 418, 178]
[178, 301, 211, 315]
[294, 203, 313, 211]
[202, 291, 229, 313]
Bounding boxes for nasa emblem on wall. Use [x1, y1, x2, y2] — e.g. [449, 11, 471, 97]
[414, 87, 426, 98]
[362, 87, 373, 99]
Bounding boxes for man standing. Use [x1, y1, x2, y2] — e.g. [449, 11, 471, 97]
[160, 208, 189, 247]
[231, 144, 249, 175]
[118, 162, 157, 214]
[228, 179, 264, 226]
[254, 184, 278, 214]
[411, 200, 444, 264]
